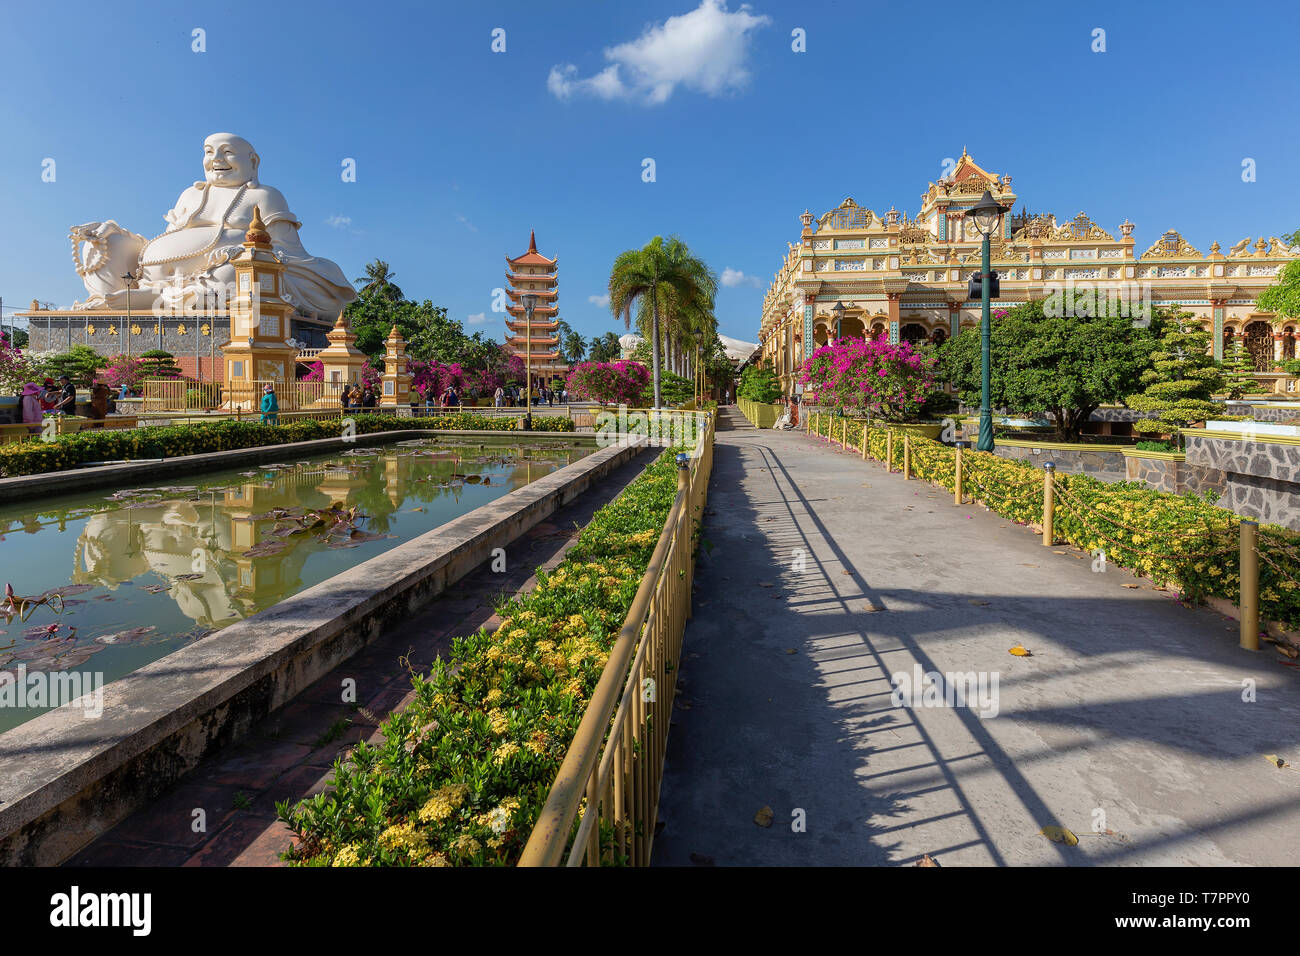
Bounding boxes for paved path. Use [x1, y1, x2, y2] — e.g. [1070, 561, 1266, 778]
[653, 408, 1300, 866]
[69, 448, 654, 867]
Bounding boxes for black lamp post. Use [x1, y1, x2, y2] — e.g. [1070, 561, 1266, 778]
[963, 190, 1008, 453]
[521, 292, 538, 431]
[121, 270, 139, 360]
[831, 300, 845, 342]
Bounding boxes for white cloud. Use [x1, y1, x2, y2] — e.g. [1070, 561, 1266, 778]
[456, 214, 478, 233]
[721, 267, 761, 288]
[548, 0, 770, 105]
[467, 312, 488, 326]
[325, 215, 352, 228]
[588, 293, 611, 307]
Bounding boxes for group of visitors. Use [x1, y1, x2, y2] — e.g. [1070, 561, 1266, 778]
[339, 384, 380, 410]
[17, 376, 115, 429]
[492, 384, 567, 407]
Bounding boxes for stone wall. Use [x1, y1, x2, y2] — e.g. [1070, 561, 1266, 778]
[1124, 454, 1227, 497]
[1224, 402, 1300, 422]
[26, 315, 332, 358]
[1185, 433, 1300, 529]
[992, 443, 1128, 481]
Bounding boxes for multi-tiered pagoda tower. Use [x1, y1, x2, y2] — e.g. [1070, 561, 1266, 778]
[504, 231, 567, 384]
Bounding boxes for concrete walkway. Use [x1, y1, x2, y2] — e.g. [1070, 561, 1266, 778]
[653, 408, 1300, 866]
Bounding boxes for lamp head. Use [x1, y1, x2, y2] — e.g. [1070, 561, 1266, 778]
[521, 293, 539, 313]
[964, 190, 1006, 238]
[832, 301, 846, 320]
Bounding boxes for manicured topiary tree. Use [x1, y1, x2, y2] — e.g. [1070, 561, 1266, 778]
[1128, 311, 1227, 449]
[1221, 339, 1268, 400]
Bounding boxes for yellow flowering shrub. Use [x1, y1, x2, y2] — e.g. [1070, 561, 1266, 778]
[278, 448, 687, 866]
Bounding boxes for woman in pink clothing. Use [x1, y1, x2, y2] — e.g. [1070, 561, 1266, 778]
[20, 382, 43, 433]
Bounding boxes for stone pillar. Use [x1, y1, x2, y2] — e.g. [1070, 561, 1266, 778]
[887, 293, 901, 344]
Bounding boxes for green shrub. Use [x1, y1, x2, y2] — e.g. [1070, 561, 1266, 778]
[277, 448, 687, 867]
[0, 412, 576, 477]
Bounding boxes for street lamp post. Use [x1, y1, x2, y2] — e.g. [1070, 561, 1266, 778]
[963, 190, 1008, 453]
[521, 292, 538, 431]
[831, 300, 845, 342]
[121, 270, 138, 361]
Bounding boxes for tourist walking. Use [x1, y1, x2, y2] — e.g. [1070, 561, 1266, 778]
[494, 385, 504, 408]
[260, 384, 280, 424]
[340, 386, 352, 411]
[361, 387, 377, 409]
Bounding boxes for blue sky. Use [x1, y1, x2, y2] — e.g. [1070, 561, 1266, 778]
[2, 0, 1298, 345]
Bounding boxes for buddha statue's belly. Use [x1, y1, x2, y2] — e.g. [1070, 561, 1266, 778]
[140, 222, 245, 277]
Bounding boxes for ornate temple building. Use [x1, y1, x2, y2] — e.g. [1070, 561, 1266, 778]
[758, 149, 1300, 397]
[503, 231, 567, 382]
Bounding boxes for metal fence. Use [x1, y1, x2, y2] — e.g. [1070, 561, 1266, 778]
[519, 409, 715, 866]
[141, 378, 341, 412]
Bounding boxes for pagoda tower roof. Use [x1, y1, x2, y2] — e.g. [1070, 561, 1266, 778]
[506, 230, 558, 268]
[505, 287, 558, 302]
[506, 271, 557, 286]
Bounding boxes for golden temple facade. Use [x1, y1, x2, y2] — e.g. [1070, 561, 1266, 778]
[758, 150, 1300, 396]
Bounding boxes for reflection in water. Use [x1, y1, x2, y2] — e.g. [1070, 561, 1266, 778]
[0, 440, 587, 733]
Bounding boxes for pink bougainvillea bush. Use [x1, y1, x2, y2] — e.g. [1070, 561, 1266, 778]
[565, 361, 651, 405]
[797, 338, 935, 421]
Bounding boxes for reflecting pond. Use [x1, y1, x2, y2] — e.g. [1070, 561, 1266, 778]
[0, 438, 590, 732]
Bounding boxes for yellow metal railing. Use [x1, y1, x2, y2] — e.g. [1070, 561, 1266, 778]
[0, 416, 139, 446]
[141, 378, 343, 412]
[519, 410, 714, 867]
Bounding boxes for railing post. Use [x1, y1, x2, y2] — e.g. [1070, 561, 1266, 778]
[902, 434, 911, 480]
[954, 440, 966, 505]
[841, 417, 847, 449]
[1240, 519, 1260, 651]
[1042, 462, 1055, 546]
[860, 422, 868, 460]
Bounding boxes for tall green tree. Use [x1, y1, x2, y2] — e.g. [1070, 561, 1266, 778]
[587, 331, 622, 363]
[1255, 258, 1300, 325]
[939, 297, 1158, 441]
[354, 260, 404, 303]
[608, 236, 717, 408]
[562, 330, 587, 364]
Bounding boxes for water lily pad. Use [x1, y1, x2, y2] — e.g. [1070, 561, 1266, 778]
[94, 625, 157, 645]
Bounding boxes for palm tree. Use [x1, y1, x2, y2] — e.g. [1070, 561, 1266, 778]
[589, 331, 622, 362]
[563, 330, 587, 364]
[355, 260, 404, 302]
[608, 236, 716, 408]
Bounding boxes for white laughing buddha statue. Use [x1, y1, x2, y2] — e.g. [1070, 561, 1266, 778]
[69, 133, 356, 318]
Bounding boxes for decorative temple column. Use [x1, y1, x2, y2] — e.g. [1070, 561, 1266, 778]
[221, 206, 297, 410]
[380, 325, 412, 408]
[316, 311, 369, 401]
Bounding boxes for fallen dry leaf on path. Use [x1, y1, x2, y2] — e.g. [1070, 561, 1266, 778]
[916, 854, 941, 867]
[754, 806, 774, 828]
[1009, 644, 1033, 657]
[1040, 826, 1079, 846]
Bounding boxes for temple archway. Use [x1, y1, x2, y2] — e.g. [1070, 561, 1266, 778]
[900, 322, 927, 345]
[1244, 321, 1274, 371]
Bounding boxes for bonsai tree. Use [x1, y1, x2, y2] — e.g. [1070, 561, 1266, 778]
[138, 349, 183, 380]
[35, 344, 108, 386]
[1220, 339, 1268, 401]
[797, 339, 935, 421]
[1127, 311, 1227, 449]
[737, 360, 781, 404]
[939, 297, 1157, 441]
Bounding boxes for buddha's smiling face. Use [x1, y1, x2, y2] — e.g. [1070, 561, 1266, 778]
[203, 134, 257, 185]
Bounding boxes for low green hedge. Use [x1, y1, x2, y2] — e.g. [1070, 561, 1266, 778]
[277, 448, 683, 866]
[0, 412, 575, 477]
[814, 414, 1300, 628]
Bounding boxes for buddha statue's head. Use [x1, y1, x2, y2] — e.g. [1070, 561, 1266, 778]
[203, 133, 259, 186]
